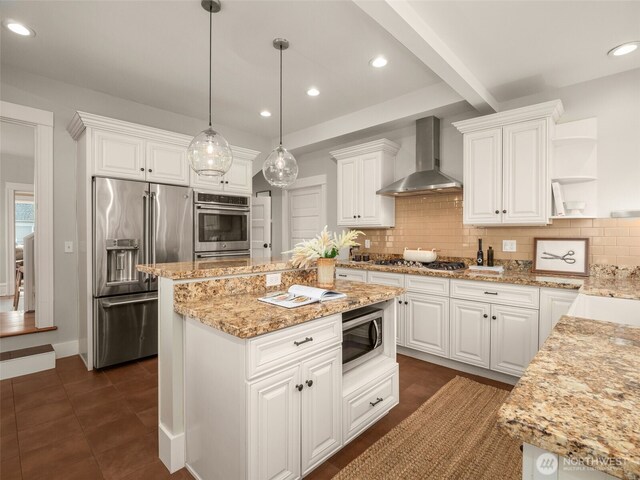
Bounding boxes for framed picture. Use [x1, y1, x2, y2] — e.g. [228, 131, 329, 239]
[532, 237, 589, 277]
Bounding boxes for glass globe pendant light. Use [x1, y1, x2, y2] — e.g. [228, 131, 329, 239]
[187, 0, 233, 176]
[263, 38, 298, 188]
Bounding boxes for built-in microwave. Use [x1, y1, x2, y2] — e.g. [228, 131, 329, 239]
[342, 306, 384, 373]
[193, 192, 250, 254]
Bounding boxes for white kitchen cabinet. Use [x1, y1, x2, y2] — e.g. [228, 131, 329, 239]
[367, 272, 406, 345]
[450, 298, 491, 369]
[93, 130, 146, 181]
[145, 140, 190, 186]
[405, 292, 450, 358]
[332, 139, 399, 228]
[453, 100, 563, 226]
[490, 304, 539, 377]
[191, 155, 256, 196]
[335, 268, 368, 283]
[539, 288, 578, 348]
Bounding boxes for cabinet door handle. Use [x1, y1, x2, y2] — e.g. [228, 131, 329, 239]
[296, 384, 304, 392]
[483, 314, 488, 318]
[502, 209, 507, 214]
[353, 215, 356, 219]
[140, 167, 145, 172]
[484, 291, 498, 295]
[404, 301, 408, 305]
[305, 380, 313, 387]
[220, 180, 224, 184]
[369, 397, 383, 407]
[495, 210, 499, 214]
[357, 215, 361, 218]
[492, 315, 497, 320]
[225, 181, 229, 184]
[293, 336, 313, 347]
[148, 169, 153, 173]
[398, 300, 402, 305]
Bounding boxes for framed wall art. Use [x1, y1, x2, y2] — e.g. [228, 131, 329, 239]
[532, 237, 589, 277]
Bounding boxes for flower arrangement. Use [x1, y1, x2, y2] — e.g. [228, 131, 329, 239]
[285, 226, 363, 269]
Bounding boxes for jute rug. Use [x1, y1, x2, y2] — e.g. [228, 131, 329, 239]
[333, 376, 521, 480]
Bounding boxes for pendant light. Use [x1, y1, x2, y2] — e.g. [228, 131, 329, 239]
[263, 38, 298, 188]
[187, 0, 233, 176]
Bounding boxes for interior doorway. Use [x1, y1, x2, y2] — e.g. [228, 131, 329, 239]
[251, 194, 272, 259]
[282, 175, 327, 251]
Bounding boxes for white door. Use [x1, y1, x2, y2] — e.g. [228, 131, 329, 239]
[490, 304, 539, 376]
[462, 128, 503, 225]
[358, 153, 381, 226]
[248, 365, 301, 480]
[301, 349, 342, 475]
[251, 197, 272, 259]
[288, 185, 325, 249]
[145, 140, 190, 186]
[502, 119, 548, 224]
[224, 158, 253, 195]
[336, 157, 358, 226]
[539, 288, 578, 348]
[93, 130, 145, 180]
[405, 293, 450, 358]
[450, 299, 491, 368]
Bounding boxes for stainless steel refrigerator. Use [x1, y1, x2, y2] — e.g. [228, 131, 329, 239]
[93, 177, 192, 368]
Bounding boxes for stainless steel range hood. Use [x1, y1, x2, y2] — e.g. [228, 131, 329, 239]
[377, 116, 462, 196]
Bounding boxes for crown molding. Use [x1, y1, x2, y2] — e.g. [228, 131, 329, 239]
[452, 100, 564, 134]
[329, 138, 400, 160]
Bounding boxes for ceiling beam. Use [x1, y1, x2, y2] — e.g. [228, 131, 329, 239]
[353, 0, 498, 114]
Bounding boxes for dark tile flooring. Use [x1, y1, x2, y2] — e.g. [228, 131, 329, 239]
[1, 354, 512, 480]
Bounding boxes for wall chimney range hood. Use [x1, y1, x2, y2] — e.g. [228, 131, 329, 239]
[377, 116, 462, 196]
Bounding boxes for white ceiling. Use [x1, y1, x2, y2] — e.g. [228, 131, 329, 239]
[0, 0, 441, 139]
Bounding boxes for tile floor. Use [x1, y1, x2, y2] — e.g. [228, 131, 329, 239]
[0, 354, 511, 479]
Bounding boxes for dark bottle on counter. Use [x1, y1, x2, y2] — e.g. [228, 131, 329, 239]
[477, 239, 484, 266]
[487, 246, 494, 267]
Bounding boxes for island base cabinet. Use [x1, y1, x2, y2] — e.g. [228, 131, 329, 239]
[539, 288, 578, 348]
[490, 304, 539, 377]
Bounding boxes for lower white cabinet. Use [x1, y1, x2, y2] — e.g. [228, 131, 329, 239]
[450, 299, 491, 369]
[336, 268, 368, 282]
[490, 304, 539, 376]
[539, 288, 578, 348]
[405, 293, 450, 358]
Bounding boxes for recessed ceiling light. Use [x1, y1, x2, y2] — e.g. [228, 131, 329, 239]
[306, 87, 320, 97]
[260, 110, 271, 117]
[3, 20, 35, 37]
[608, 41, 639, 57]
[370, 56, 388, 68]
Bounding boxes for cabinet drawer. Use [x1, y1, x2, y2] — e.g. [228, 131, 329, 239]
[367, 271, 405, 288]
[344, 366, 399, 443]
[451, 280, 539, 309]
[405, 275, 449, 296]
[336, 268, 368, 282]
[247, 314, 341, 379]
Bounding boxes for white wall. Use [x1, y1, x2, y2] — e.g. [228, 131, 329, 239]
[0, 66, 270, 354]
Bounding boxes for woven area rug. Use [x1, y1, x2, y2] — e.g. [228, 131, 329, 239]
[333, 376, 522, 480]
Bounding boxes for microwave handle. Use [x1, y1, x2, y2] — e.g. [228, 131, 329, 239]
[368, 320, 381, 350]
[372, 318, 381, 349]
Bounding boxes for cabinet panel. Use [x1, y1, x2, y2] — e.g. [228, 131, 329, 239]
[367, 271, 405, 288]
[405, 293, 450, 358]
[301, 349, 342, 475]
[224, 158, 252, 195]
[335, 268, 368, 282]
[539, 288, 578, 348]
[93, 130, 145, 180]
[190, 168, 225, 193]
[337, 158, 359, 226]
[358, 153, 381, 225]
[502, 119, 548, 224]
[450, 279, 539, 309]
[450, 299, 491, 368]
[490, 304, 538, 377]
[463, 128, 502, 225]
[396, 296, 405, 346]
[405, 275, 449, 296]
[145, 141, 189, 185]
[248, 365, 301, 480]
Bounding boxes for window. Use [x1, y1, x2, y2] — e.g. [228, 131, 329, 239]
[15, 198, 34, 247]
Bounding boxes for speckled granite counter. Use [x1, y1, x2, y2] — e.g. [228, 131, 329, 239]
[138, 256, 299, 280]
[581, 277, 640, 301]
[174, 280, 404, 338]
[498, 316, 640, 479]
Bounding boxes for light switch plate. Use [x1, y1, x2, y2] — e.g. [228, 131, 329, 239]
[64, 241, 74, 253]
[266, 273, 281, 287]
[502, 240, 517, 252]
[364, 239, 371, 249]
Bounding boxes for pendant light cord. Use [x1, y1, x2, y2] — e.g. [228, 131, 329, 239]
[208, 9, 212, 127]
[279, 45, 283, 146]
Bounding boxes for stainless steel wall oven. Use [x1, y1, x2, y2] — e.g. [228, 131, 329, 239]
[193, 192, 250, 256]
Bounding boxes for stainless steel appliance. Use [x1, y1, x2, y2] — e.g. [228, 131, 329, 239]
[193, 192, 250, 257]
[93, 177, 192, 368]
[342, 306, 384, 372]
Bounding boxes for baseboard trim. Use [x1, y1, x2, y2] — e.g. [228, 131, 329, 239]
[397, 346, 519, 386]
[185, 464, 203, 480]
[52, 340, 79, 358]
[0, 350, 56, 380]
[159, 423, 185, 473]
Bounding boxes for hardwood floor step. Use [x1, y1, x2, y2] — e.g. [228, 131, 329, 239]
[0, 344, 56, 380]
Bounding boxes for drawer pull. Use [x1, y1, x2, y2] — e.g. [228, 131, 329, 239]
[369, 397, 383, 407]
[293, 336, 313, 347]
[296, 384, 304, 392]
[484, 291, 498, 295]
[338, 274, 347, 277]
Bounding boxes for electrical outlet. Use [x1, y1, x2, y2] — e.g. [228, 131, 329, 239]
[502, 240, 517, 252]
[266, 273, 281, 287]
[64, 241, 74, 253]
[364, 239, 371, 249]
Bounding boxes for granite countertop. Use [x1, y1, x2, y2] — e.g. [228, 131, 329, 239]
[138, 257, 298, 280]
[581, 277, 640, 301]
[174, 280, 404, 338]
[498, 316, 640, 479]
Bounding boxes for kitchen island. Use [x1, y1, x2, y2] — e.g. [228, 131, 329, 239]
[138, 258, 404, 477]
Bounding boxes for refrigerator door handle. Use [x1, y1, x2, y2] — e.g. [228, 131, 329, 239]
[150, 191, 157, 265]
[102, 294, 158, 308]
[142, 192, 150, 281]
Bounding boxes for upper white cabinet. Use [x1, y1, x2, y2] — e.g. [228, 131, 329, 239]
[331, 139, 399, 228]
[453, 100, 564, 226]
[68, 111, 259, 192]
